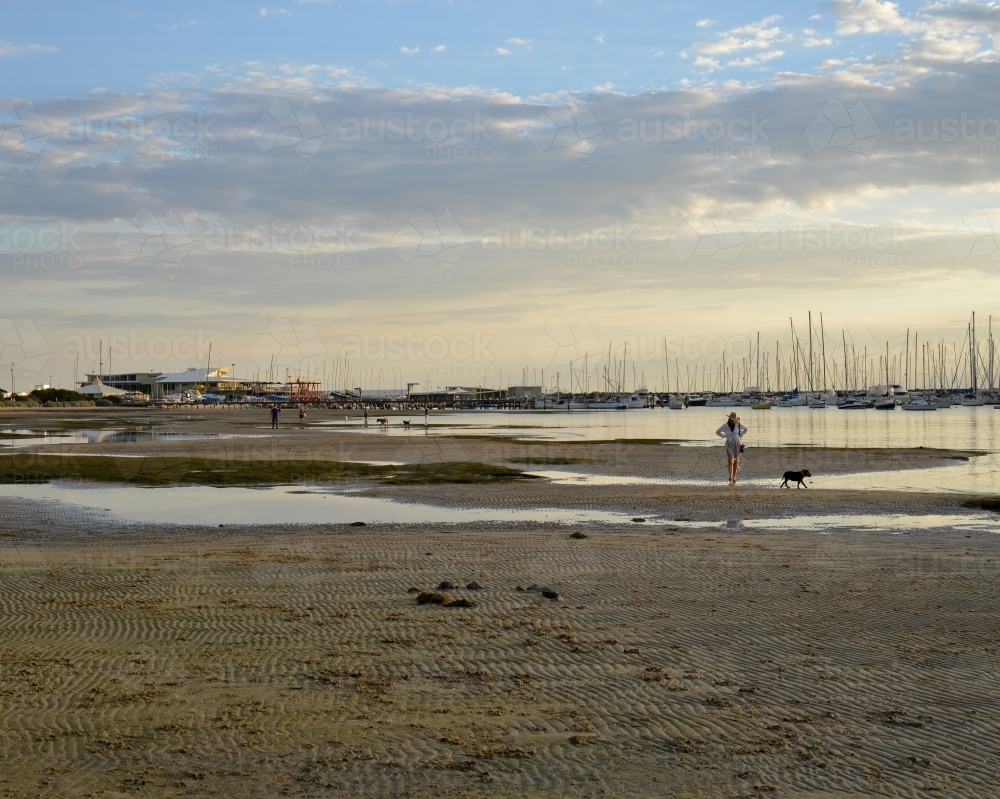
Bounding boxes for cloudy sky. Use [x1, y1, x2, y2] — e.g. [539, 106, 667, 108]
[2, 0, 999, 393]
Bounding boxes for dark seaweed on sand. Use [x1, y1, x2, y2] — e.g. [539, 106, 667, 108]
[0, 455, 539, 487]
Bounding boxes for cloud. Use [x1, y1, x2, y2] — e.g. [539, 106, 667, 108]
[830, 0, 920, 35]
[432, 44, 446, 53]
[399, 45, 420, 55]
[0, 40, 57, 56]
[495, 47, 512, 56]
[507, 38, 531, 50]
[258, 7, 291, 17]
[695, 19, 717, 29]
[727, 49, 785, 67]
[689, 15, 792, 58]
[803, 36, 833, 47]
[594, 33, 605, 44]
[11, 38, 1000, 384]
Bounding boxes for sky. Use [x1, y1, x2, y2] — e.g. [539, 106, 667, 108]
[2, 0, 1000, 393]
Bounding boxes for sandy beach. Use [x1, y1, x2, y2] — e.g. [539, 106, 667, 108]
[1, 408, 999, 797]
[2, 513, 999, 798]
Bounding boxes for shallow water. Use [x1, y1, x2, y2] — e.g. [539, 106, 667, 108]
[527, 451, 1000, 494]
[0, 483, 641, 526]
[0, 429, 257, 449]
[3, 407, 997, 500]
[1, 483, 994, 534]
[322, 405, 1000, 450]
[677, 514, 1000, 534]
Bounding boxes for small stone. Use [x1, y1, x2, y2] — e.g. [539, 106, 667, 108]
[569, 735, 592, 745]
[569, 532, 588, 539]
[631, 517, 646, 523]
[417, 592, 450, 605]
[406, 587, 421, 594]
[542, 589, 563, 601]
[515, 586, 524, 592]
[526, 584, 544, 592]
[466, 581, 482, 590]
[437, 581, 455, 590]
[350, 521, 366, 527]
[447, 598, 477, 608]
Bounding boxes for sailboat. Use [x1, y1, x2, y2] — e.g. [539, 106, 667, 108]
[903, 341, 939, 410]
[872, 343, 897, 410]
[962, 312, 986, 405]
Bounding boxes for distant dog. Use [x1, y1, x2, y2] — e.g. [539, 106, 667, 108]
[402, 420, 411, 428]
[781, 469, 812, 488]
[376, 417, 389, 429]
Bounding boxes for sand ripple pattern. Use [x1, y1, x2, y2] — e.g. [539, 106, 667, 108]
[1, 514, 999, 797]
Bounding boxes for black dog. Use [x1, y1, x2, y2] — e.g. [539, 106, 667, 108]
[781, 469, 811, 488]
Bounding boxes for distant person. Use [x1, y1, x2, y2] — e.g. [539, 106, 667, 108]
[298, 406, 306, 420]
[363, 408, 368, 426]
[716, 412, 747, 485]
[270, 404, 280, 429]
[424, 406, 429, 426]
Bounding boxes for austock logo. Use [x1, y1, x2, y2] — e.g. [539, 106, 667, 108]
[251, 99, 327, 165]
[526, 101, 604, 167]
[115, 208, 192, 266]
[0, 317, 49, 378]
[668, 210, 745, 267]
[527, 318, 603, 369]
[946, 209, 1000, 265]
[250, 317, 327, 375]
[804, 99, 880, 168]
[392, 208, 470, 278]
[0, 100, 49, 166]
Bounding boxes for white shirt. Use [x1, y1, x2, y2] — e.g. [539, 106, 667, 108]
[716, 422, 747, 442]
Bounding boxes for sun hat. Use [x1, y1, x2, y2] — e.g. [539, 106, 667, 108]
[728, 412, 738, 421]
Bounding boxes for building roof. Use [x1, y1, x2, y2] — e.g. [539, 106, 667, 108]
[152, 367, 240, 384]
[77, 377, 127, 396]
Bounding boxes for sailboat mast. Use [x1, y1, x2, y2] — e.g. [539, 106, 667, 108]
[756, 332, 760, 390]
[842, 330, 848, 396]
[885, 341, 892, 396]
[905, 329, 909, 391]
[989, 314, 993, 392]
[970, 316, 976, 393]
[820, 313, 826, 392]
[808, 311, 814, 393]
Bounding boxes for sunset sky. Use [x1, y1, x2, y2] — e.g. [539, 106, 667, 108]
[2, 0, 999, 391]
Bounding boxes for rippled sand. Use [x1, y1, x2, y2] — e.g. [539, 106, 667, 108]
[2, 506, 998, 797]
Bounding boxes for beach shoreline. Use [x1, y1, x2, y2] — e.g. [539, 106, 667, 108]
[2, 408, 999, 796]
[2, 513, 998, 797]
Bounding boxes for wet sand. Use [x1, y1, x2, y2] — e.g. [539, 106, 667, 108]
[1, 406, 980, 487]
[1, 408, 998, 796]
[2, 511, 999, 798]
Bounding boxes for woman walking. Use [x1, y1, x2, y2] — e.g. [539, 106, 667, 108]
[716, 412, 747, 485]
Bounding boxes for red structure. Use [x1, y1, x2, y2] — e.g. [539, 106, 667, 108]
[289, 378, 322, 405]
